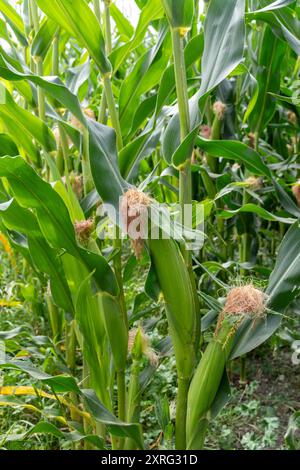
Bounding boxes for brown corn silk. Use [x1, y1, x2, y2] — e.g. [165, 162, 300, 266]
[120, 188, 151, 259]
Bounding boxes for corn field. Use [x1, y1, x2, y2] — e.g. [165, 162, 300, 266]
[0, 0, 299, 453]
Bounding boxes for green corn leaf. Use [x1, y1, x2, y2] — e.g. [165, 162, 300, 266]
[199, 0, 246, 97]
[218, 204, 295, 224]
[130, 95, 157, 137]
[274, 8, 300, 55]
[82, 389, 144, 449]
[0, 0, 27, 46]
[267, 221, 300, 311]
[210, 370, 231, 420]
[162, 0, 194, 30]
[119, 23, 171, 136]
[88, 120, 130, 213]
[28, 236, 74, 315]
[109, 0, 164, 72]
[0, 52, 86, 125]
[0, 18, 10, 42]
[0, 156, 79, 254]
[110, 3, 134, 40]
[31, 17, 59, 59]
[75, 271, 111, 408]
[0, 114, 40, 163]
[273, 178, 300, 218]
[214, 181, 261, 202]
[53, 180, 85, 223]
[98, 292, 128, 373]
[229, 63, 260, 124]
[0, 46, 26, 74]
[163, 0, 245, 165]
[0, 229, 31, 264]
[44, 29, 69, 76]
[243, 72, 259, 123]
[0, 360, 80, 392]
[0, 0, 24, 33]
[0, 133, 18, 156]
[270, 93, 295, 104]
[253, 0, 296, 13]
[119, 126, 162, 182]
[0, 198, 40, 237]
[19, 421, 104, 449]
[249, 26, 287, 134]
[0, 198, 74, 314]
[195, 138, 272, 178]
[0, 47, 34, 104]
[0, 327, 25, 341]
[0, 156, 118, 295]
[247, 7, 300, 55]
[1, 357, 132, 445]
[0, 86, 56, 152]
[35, 0, 111, 75]
[230, 313, 281, 361]
[66, 61, 90, 96]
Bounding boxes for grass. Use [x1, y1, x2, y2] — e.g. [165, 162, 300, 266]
[208, 345, 300, 450]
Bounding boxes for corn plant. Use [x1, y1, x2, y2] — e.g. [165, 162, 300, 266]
[0, 0, 299, 451]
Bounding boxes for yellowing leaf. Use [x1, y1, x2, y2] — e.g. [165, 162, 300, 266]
[0, 300, 22, 308]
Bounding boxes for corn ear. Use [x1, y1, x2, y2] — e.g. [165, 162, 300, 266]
[98, 293, 128, 373]
[125, 328, 143, 450]
[148, 238, 196, 380]
[186, 316, 237, 449]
